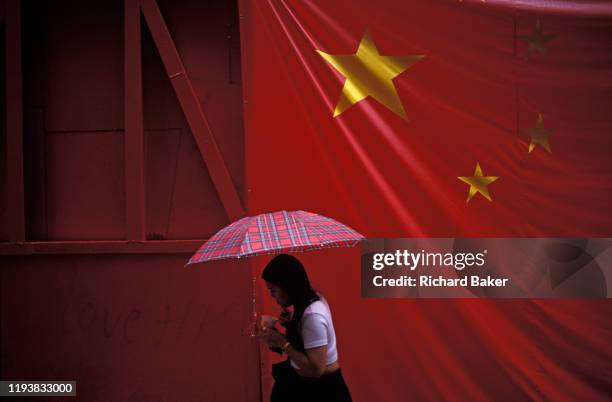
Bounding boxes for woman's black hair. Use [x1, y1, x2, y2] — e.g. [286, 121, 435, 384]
[261, 254, 320, 352]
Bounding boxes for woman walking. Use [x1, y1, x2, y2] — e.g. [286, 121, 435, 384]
[258, 254, 352, 402]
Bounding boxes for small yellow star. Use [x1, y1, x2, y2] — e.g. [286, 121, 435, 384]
[317, 30, 423, 119]
[458, 163, 499, 202]
[525, 113, 552, 153]
[520, 20, 555, 54]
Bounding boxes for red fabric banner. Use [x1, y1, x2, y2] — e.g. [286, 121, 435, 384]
[240, 0, 612, 400]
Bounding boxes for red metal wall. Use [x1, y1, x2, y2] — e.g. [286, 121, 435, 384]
[2, 0, 258, 401]
[1, 3, 6, 242]
[2, 254, 258, 402]
[18, 0, 245, 241]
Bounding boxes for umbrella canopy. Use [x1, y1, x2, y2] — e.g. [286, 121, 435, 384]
[186, 210, 365, 265]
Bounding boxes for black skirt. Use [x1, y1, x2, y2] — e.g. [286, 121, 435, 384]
[270, 359, 352, 402]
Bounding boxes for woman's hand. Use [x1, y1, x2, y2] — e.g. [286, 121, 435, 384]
[260, 327, 287, 349]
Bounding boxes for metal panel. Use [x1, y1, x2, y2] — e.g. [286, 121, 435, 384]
[0, 0, 7, 241]
[124, 0, 145, 240]
[41, 1, 124, 132]
[1, 2, 258, 402]
[1, 253, 259, 402]
[5, 0, 25, 242]
[45, 131, 125, 240]
[4, 0, 246, 245]
[140, 0, 244, 222]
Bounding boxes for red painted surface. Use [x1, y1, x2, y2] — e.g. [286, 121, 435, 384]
[1, 0, 7, 241]
[1, 254, 259, 402]
[12, 0, 245, 242]
[141, 0, 245, 222]
[5, 0, 24, 242]
[124, 0, 146, 241]
[1, 1, 256, 401]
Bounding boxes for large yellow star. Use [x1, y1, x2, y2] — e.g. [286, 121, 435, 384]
[458, 163, 499, 202]
[317, 30, 423, 119]
[525, 113, 552, 153]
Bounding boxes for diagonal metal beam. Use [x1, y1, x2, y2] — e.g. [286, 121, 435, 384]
[124, 0, 146, 240]
[139, 0, 245, 222]
[6, 0, 25, 242]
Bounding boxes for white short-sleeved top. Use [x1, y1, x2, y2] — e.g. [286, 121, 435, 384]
[290, 294, 338, 369]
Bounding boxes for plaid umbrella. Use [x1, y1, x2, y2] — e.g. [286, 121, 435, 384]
[186, 210, 365, 265]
